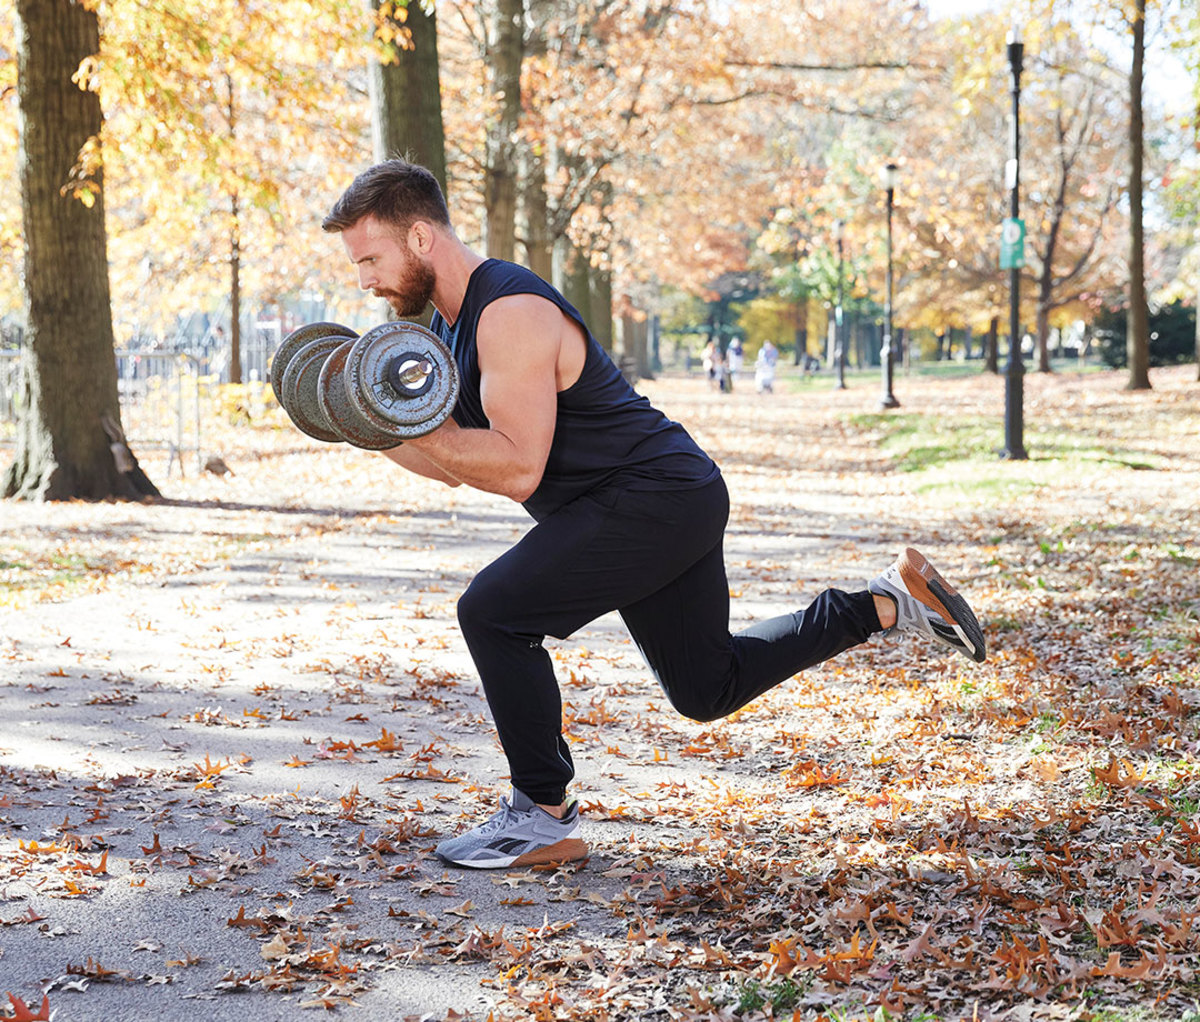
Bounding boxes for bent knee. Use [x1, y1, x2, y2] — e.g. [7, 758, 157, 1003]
[657, 682, 729, 724]
[457, 567, 527, 634]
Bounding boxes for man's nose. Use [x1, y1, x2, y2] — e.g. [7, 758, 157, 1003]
[358, 266, 377, 291]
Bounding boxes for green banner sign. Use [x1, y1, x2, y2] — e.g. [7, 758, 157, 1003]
[1000, 217, 1025, 270]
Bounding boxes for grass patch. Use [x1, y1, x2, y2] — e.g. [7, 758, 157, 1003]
[841, 410, 1170, 493]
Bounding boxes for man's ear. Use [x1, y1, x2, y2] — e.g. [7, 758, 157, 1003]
[407, 220, 435, 256]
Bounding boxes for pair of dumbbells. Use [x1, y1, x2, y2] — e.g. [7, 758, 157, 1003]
[270, 321, 459, 449]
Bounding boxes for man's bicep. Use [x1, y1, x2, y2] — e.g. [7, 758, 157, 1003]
[476, 297, 561, 451]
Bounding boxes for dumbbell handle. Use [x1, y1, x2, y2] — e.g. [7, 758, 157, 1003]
[385, 351, 437, 399]
[394, 358, 432, 388]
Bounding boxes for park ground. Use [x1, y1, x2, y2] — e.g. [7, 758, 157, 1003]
[1, 364, 1199, 1022]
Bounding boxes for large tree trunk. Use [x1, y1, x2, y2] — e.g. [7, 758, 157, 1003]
[5, 0, 153, 501]
[485, 0, 523, 260]
[366, 0, 447, 195]
[1125, 0, 1151, 390]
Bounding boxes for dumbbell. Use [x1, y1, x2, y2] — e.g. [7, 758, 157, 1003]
[269, 320, 460, 449]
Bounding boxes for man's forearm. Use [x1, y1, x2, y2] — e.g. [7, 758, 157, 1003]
[379, 444, 463, 486]
[406, 424, 544, 503]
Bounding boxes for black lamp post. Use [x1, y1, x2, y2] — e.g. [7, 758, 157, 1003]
[834, 218, 846, 390]
[880, 162, 900, 409]
[1003, 23, 1028, 459]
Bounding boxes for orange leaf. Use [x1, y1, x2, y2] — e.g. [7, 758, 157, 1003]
[1093, 755, 1147, 789]
[6, 993, 51, 1021]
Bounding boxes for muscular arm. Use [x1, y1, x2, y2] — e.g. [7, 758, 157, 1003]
[394, 294, 565, 503]
[379, 444, 462, 486]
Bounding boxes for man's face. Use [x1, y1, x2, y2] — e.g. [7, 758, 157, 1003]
[342, 215, 435, 318]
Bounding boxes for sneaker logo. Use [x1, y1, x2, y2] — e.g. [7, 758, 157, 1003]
[486, 838, 528, 856]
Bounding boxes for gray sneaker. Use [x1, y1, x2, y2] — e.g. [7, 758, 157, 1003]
[435, 789, 588, 869]
[869, 547, 987, 664]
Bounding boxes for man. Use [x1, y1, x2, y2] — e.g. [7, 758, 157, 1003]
[321, 160, 986, 870]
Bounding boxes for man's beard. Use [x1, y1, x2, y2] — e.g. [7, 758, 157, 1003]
[379, 258, 436, 319]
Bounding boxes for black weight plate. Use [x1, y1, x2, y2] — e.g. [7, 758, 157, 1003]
[270, 321, 357, 408]
[344, 321, 459, 439]
[317, 340, 401, 450]
[280, 336, 346, 443]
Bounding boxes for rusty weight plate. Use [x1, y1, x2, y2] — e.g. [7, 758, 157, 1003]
[343, 321, 459, 439]
[270, 321, 357, 408]
[317, 340, 402, 450]
[279, 336, 347, 443]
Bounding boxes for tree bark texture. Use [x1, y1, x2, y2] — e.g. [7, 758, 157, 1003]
[6, 0, 145, 501]
[485, 0, 524, 260]
[1125, 0, 1151, 390]
[366, 0, 447, 196]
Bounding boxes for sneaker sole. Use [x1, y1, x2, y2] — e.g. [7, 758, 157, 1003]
[898, 548, 987, 663]
[438, 837, 590, 870]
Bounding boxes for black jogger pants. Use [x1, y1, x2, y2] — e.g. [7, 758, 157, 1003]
[455, 473, 881, 805]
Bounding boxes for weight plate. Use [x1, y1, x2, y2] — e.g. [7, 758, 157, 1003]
[317, 340, 401, 450]
[270, 321, 357, 407]
[280, 336, 346, 443]
[344, 321, 459, 439]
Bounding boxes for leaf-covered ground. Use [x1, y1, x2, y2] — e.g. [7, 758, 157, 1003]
[1, 365, 1198, 1022]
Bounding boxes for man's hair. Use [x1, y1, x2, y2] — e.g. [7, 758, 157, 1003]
[321, 159, 451, 234]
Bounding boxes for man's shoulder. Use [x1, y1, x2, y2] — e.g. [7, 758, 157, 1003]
[475, 258, 555, 294]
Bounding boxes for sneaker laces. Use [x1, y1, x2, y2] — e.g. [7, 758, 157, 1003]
[472, 796, 520, 837]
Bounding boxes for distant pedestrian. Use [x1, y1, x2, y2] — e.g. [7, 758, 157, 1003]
[727, 338, 744, 381]
[756, 340, 779, 394]
[702, 340, 724, 391]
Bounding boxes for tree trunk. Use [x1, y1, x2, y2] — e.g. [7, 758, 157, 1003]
[521, 143, 553, 280]
[225, 72, 242, 384]
[620, 313, 652, 381]
[1126, 0, 1151, 390]
[556, 237, 592, 331]
[985, 315, 999, 373]
[230, 193, 242, 384]
[794, 293, 808, 365]
[1195, 283, 1200, 381]
[366, 0, 447, 195]
[5, 0, 153, 501]
[590, 262, 613, 354]
[1035, 290, 1052, 373]
[485, 0, 523, 261]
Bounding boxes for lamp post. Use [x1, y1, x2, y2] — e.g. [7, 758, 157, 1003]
[880, 162, 900, 409]
[834, 219, 846, 390]
[1003, 23, 1028, 459]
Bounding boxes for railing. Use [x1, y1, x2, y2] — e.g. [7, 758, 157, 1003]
[0, 349, 203, 477]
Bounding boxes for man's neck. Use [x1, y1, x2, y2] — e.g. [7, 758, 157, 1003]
[432, 242, 487, 327]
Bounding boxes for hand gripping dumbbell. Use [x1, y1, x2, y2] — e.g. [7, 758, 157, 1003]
[270, 321, 460, 449]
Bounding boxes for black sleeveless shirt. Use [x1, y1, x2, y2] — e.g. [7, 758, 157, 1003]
[429, 260, 718, 521]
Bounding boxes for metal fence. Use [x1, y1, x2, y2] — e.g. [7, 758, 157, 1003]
[1, 349, 204, 476]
